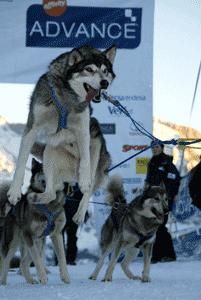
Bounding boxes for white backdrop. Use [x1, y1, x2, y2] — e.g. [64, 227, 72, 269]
[0, 0, 154, 231]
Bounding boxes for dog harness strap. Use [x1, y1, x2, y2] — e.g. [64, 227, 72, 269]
[35, 204, 62, 236]
[135, 232, 154, 248]
[48, 78, 68, 130]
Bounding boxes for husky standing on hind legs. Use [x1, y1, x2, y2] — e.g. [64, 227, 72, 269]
[7, 45, 116, 224]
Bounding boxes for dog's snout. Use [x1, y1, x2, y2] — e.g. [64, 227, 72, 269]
[100, 80, 109, 89]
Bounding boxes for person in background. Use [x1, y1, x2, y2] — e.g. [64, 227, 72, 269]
[189, 157, 201, 210]
[62, 183, 89, 265]
[61, 184, 82, 265]
[145, 140, 180, 263]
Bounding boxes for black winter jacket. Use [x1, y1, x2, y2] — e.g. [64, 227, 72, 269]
[145, 152, 180, 210]
[189, 161, 201, 209]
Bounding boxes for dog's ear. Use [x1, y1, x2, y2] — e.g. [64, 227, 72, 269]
[49, 53, 69, 76]
[31, 158, 42, 173]
[104, 46, 117, 64]
[68, 49, 83, 66]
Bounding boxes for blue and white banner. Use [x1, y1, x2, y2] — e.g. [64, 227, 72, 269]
[0, 0, 154, 235]
[26, 5, 142, 49]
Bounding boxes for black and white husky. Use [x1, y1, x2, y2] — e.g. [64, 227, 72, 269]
[7, 45, 116, 224]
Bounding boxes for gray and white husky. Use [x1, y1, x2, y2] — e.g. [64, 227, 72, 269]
[7, 45, 116, 224]
[89, 176, 168, 282]
[0, 158, 70, 285]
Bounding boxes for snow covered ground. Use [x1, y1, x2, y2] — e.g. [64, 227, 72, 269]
[1, 118, 201, 299]
[0, 259, 201, 300]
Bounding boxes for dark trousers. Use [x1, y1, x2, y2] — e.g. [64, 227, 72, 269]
[61, 186, 83, 264]
[152, 214, 176, 260]
[62, 220, 78, 263]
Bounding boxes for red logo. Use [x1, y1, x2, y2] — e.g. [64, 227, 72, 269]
[122, 144, 148, 152]
[43, 0, 67, 17]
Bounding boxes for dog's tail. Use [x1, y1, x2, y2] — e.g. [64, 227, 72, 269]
[31, 142, 46, 161]
[106, 175, 126, 206]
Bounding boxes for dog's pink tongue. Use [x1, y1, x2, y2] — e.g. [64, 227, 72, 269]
[86, 88, 98, 102]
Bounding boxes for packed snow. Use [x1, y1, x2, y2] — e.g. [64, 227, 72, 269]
[0, 259, 201, 300]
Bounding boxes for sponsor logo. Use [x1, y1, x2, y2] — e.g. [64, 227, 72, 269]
[107, 105, 133, 117]
[100, 123, 116, 135]
[43, 0, 67, 17]
[123, 178, 142, 184]
[122, 144, 148, 152]
[112, 95, 146, 102]
[26, 5, 142, 48]
[136, 157, 149, 174]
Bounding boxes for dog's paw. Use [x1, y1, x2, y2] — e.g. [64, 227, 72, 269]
[7, 186, 21, 205]
[141, 275, 151, 283]
[39, 274, 48, 285]
[130, 275, 142, 280]
[89, 275, 97, 280]
[101, 277, 112, 282]
[72, 210, 86, 225]
[26, 278, 39, 284]
[61, 274, 70, 284]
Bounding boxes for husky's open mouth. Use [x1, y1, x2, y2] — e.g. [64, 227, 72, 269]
[84, 83, 101, 103]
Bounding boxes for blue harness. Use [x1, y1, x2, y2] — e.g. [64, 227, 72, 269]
[48, 79, 68, 130]
[35, 204, 62, 237]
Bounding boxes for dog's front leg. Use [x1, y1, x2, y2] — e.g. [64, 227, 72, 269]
[8, 128, 38, 205]
[102, 239, 122, 282]
[121, 247, 141, 280]
[73, 136, 102, 225]
[29, 242, 48, 285]
[89, 242, 115, 280]
[141, 242, 153, 282]
[51, 232, 70, 283]
[72, 191, 91, 224]
[20, 248, 38, 284]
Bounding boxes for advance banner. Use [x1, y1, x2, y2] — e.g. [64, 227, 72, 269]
[0, 0, 154, 230]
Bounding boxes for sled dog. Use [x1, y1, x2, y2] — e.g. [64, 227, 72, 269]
[0, 158, 69, 285]
[7, 45, 116, 224]
[89, 176, 168, 282]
